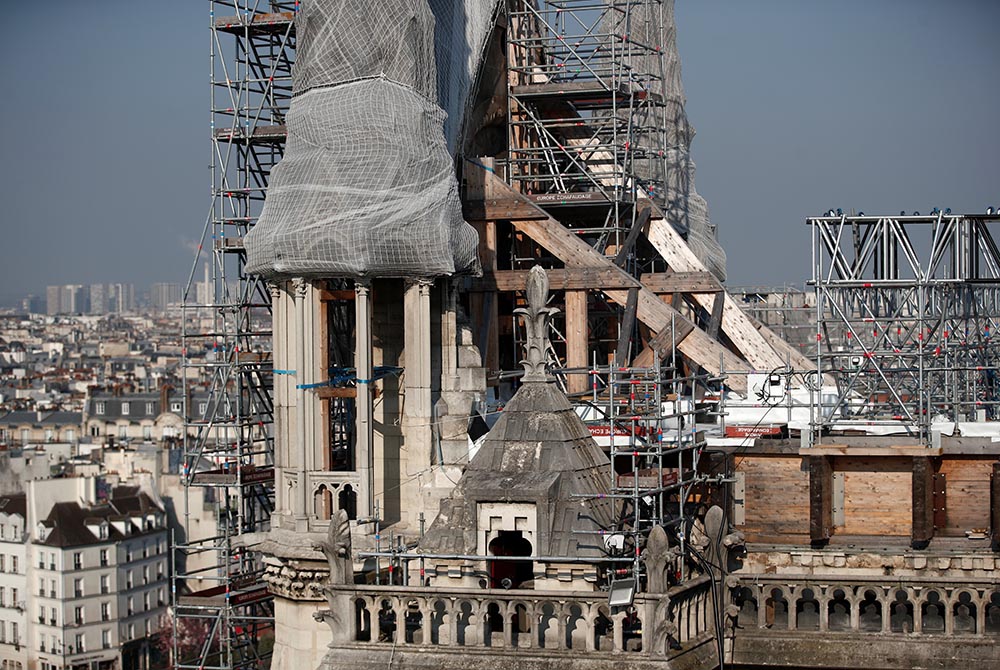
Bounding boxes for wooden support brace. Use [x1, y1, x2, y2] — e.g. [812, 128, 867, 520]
[809, 456, 834, 545]
[707, 291, 725, 339]
[565, 290, 589, 395]
[468, 268, 640, 292]
[479, 167, 751, 392]
[613, 206, 652, 268]
[911, 456, 935, 547]
[639, 271, 722, 294]
[613, 288, 639, 367]
[991, 463, 1000, 552]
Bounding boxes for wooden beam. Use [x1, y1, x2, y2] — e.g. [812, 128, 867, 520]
[800, 445, 943, 457]
[316, 387, 357, 399]
[613, 288, 639, 367]
[613, 206, 652, 267]
[318, 289, 355, 302]
[911, 456, 935, 547]
[468, 268, 640, 292]
[565, 290, 589, 395]
[639, 271, 721, 294]
[469, 219, 500, 383]
[463, 197, 549, 222]
[641, 314, 695, 362]
[707, 291, 725, 339]
[809, 456, 833, 545]
[645, 213, 800, 371]
[477, 167, 751, 393]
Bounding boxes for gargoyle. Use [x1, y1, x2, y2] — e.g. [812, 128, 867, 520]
[314, 508, 353, 585]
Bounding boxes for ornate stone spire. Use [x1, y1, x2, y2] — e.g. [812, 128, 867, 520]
[514, 266, 559, 383]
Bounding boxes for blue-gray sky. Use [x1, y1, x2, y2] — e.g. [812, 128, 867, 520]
[0, 1, 997, 305]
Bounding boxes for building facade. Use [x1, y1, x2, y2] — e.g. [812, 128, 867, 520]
[0, 478, 169, 670]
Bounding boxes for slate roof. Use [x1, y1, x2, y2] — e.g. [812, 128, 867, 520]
[420, 380, 614, 559]
[0, 493, 27, 518]
[36, 486, 163, 548]
[0, 411, 82, 427]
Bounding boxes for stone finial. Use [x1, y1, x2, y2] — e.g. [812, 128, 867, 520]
[314, 509, 353, 585]
[643, 524, 672, 594]
[514, 266, 559, 382]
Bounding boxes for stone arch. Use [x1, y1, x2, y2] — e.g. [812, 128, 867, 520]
[985, 592, 1000, 633]
[313, 484, 333, 520]
[795, 587, 820, 631]
[338, 484, 357, 520]
[952, 591, 976, 634]
[857, 589, 882, 632]
[456, 600, 475, 646]
[735, 586, 758, 628]
[487, 531, 533, 589]
[430, 599, 449, 645]
[921, 591, 945, 634]
[484, 600, 504, 647]
[377, 598, 398, 642]
[354, 598, 371, 642]
[593, 604, 613, 651]
[403, 600, 423, 643]
[511, 602, 531, 648]
[622, 608, 643, 652]
[890, 590, 914, 633]
[765, 587, 789, 629]
[827, 588, 851, 631]
[565, 602, 586, 649]
[538, 601, 558, 649]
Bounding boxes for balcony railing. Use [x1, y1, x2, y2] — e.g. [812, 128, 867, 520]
[317, 576, 716, 659]
[731, 574, 1000, 637]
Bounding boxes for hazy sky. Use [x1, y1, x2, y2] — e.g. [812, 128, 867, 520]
[1, 1, 997, 305]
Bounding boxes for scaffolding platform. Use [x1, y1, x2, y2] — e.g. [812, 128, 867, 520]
[214, 12, 295, 35]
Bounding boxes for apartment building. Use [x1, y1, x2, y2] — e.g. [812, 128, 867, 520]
[0, 495, 26, 670]
[0, 478, 168, 670]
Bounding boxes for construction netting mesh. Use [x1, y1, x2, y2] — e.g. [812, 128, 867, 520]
[245, 0, 725, 281]
[624, 1, 727, 280]
[245, 0, 500, 279]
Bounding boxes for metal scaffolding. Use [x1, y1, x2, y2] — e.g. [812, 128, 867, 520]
[175, 3, 295, 670]
[809, 211, 1000, 441]
[728, 285, 816, 359]
[505, 0, 670, 259]
[573, 349, 724, 586]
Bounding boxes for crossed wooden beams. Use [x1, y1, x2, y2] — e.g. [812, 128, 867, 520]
[464, 159, 816, 394]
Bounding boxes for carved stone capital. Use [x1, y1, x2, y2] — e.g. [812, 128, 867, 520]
[262, 560, 330, 601]
[292, 277, 309, 299]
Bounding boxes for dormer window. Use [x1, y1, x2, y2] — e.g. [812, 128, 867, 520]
[121, 402, 130, 416]
[145, 402, 154, 415]
[95, 402, 106, 415]
[169, 402, 182, 413]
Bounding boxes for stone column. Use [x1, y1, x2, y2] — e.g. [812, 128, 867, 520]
[270, 282, 291, 523]
[293, 278, 309, 531]
[355, 280, 374, 520]
[402, 279, 434, 524]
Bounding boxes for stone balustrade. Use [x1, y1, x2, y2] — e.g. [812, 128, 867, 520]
[317, 575, 718, 659]
[731, 575, 1000, 637]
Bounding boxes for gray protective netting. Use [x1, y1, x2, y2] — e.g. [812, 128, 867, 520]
[245, 0, 501, 279]
[621, 0, 727, 280]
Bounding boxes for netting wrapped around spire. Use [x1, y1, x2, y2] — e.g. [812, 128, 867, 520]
[245, 0, 497, 279]
[622, 0, 727, 280]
